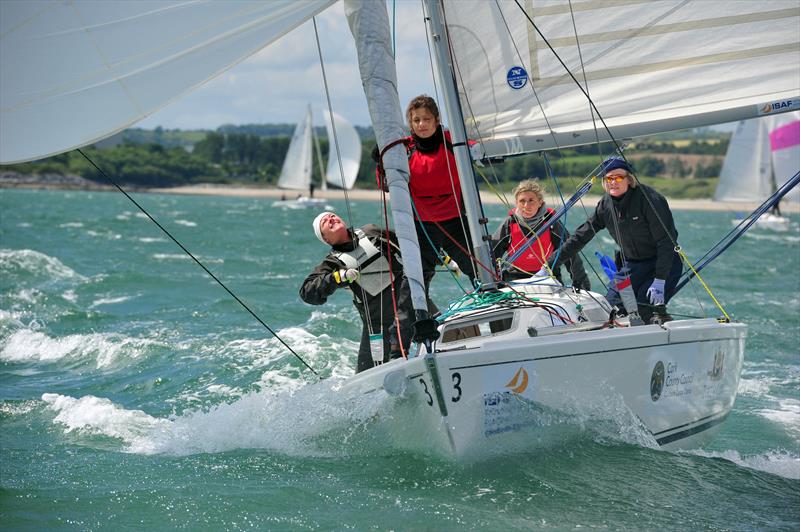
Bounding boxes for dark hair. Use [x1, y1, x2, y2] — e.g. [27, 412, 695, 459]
[405, 95, 440, 129]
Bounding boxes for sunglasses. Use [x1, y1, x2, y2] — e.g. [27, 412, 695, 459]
[603, 175, 626, 183]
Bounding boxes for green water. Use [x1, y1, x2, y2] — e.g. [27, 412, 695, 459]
[1, 188, 798, 530]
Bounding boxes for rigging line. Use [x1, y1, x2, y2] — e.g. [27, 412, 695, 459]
[75, 149, 319, 377]
[500, 0, 625, 264]
[567, 0, 604, 165]
[313, 17, 379, 334]
[483, 0, 597, 236]
[420, 0, 477, 280]
[511, 0, 686, 260]
[675, 170, 800, 294]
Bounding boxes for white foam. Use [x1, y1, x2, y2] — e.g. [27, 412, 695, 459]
[737, 376, 773, 397]
[1, 329, 164, 368]
[689, 449, 800, 480]
[62, 289, 78, 303]
[41, 376, 390, 457]
[89, 295, 135, 308]
[42, 393, 171, 453]
[758, 398, 800, 438]
[0, 248, 86, 281]
[58, 222, 84, 228]
[137, 237, 165, 243]
[174, 219, 197, 227]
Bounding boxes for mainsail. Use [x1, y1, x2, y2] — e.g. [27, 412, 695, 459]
[323, 110, 361, 189]
[277, 107, 314, 190]
[440, 0, 800, 158]
[0, 0, 335, 164]
[714, 112, 800, 204]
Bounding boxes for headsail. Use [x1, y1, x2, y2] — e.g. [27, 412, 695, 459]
[277, 107, 314, 190]
[323, 110, 361, 189]
[441, 0, 800, 158]
[0, 0, 334, 164]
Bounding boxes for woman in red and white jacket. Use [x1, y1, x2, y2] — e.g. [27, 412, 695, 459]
[404, 95, 476, 286]
[492, 179, 590, 289]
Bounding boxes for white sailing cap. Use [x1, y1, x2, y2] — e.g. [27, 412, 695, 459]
[312, 211, 335, 244]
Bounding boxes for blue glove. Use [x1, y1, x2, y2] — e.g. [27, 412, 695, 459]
[595, 252, 617, 282]
[646, 278, 665, 306]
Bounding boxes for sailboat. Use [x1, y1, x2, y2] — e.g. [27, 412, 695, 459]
[714, 112, 800, 231]
[272, 105, 361, 209]
[2, 0, 799, 457]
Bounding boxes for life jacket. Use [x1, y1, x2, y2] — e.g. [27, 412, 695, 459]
[507, 208, 555, 272]
[331, 229, 393, 297]
[407, 132, 463, 222]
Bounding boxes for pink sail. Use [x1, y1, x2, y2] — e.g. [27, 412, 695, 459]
[769, 120, 800, 152]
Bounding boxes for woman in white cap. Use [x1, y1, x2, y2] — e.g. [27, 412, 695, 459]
[300, 212, 413, 373]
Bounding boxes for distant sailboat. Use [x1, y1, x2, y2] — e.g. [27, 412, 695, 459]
[714, 112, 800, 231]
[273, 106, 361, 209]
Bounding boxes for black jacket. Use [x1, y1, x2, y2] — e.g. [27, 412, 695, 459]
[299, 225, 412, 334]
[553, 184, 678, 280]
[492, 206, 590, 289]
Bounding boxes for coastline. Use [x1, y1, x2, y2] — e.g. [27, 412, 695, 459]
[2, 178, 797, 213]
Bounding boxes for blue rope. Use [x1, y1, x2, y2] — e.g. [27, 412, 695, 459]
[502, 178, 595, 270]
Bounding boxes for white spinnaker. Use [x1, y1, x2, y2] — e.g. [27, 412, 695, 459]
[323, 110, 361, 189]
[441, 0, 800, 158]
[277, 107, 314, 190]
[0, 0, 334, 164]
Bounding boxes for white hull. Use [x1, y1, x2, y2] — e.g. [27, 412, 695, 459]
[732, 212, 791, 232]
[342, 282, 745, 457]
[271, 197, 329, 209]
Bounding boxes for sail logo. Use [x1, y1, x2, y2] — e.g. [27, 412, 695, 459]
[759, 99, 798, 115]
[506, 66, 529, 90]
[505, 367, 529, 393]
[650, 361, 665, 401]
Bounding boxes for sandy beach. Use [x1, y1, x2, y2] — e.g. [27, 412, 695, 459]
[150, 183, 799, 213]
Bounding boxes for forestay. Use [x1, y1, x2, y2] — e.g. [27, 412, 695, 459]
[0, 0, 335, 164]
[442, 0, 800, 158]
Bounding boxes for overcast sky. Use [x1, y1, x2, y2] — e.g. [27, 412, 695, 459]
[137, 1, 435, 131]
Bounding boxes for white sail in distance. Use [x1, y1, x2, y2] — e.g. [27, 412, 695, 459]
[0, 0, 334, 164]
[323, 110, 361, 190]
[441, 0, 800, 158]
[715, 112, 800, 204]
[277, 107, 314, 190]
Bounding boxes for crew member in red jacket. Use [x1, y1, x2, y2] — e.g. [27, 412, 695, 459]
[405, 94, 475, 288]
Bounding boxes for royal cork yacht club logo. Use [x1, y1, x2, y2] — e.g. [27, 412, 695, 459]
[708, 350, 725, 381]
[505, 367, 529, 394]
[650, 361, 665, 402]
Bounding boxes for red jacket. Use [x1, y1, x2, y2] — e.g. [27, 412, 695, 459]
[508, 208, 555, 271]
[407, 132, 463, 222]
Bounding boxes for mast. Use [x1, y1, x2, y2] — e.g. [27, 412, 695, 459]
[423, 0, 496, 289]
[311, 107, 327, 192]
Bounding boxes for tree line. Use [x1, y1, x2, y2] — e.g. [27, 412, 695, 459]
[0, 128, 729, 188]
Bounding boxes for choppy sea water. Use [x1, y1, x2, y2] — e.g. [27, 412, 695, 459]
[1, 188, 798, 530]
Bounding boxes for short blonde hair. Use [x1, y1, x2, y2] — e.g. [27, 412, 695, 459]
[513, 179, 544, 202]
